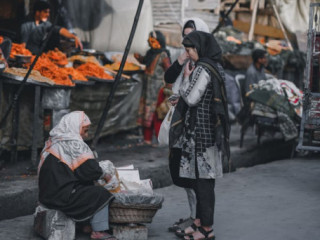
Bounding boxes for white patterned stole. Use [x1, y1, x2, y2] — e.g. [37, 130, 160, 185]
[38, 111, 94, 173]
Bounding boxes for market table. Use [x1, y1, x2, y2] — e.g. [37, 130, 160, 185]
[0, 72, 141, 166]
[0, 72, 75, 165]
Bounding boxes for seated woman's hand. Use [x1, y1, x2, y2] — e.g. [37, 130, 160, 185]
[102, 174, 112, 183]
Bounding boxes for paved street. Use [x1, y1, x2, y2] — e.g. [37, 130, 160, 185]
[0, 157, 319, 239]
[148, 158, 320, 240]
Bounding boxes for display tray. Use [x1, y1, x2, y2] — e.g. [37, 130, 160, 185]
[72, 79, 95, 85]
[1, 72, 50, 86]
[14, 54, 32, 63]
[122, 69, 144, 75]
[0, 72, 74, 88]
[105, 68, 143, 75]
[87, 76, 114, 83]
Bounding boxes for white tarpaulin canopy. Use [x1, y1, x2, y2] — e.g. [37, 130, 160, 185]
[66, 0, 153, 53]
[275, 0, 310, 33]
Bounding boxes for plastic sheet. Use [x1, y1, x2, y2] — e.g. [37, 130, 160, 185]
[70, 75, 142, 138]
[42, 89, 71, 110]
[113, 192, 164, 206]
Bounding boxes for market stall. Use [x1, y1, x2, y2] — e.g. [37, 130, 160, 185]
[0, 42, 144, 164]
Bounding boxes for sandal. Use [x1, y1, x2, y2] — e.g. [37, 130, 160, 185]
[175, 223, 198, 238]
[184, 226, 215, 240]
[168, 217, 193, 232]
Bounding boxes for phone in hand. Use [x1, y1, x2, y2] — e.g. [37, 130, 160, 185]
[168, 95, 179, 102]
[189, 61, 195, 70]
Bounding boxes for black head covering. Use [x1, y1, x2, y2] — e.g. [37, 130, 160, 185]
[144, 30, 170, 67]
[33, 1, 51, 13]
[151, 30, 166, 49]
[252, 48, 267, 63]
[182, 31, 222, 63]
[182, 20, 196, 37]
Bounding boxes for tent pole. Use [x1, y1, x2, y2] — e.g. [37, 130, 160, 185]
[271, 0, 293, 50]
[91, 0, 144, 153]
[248, 0, 259, 41]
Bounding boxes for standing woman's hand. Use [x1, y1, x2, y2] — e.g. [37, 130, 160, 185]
[184, 60, 195, 77]
[177, 51, 189, 65]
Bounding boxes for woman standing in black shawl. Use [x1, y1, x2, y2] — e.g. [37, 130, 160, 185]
[175, 31, 230, 240]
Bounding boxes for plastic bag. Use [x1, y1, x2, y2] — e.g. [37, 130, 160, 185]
[120, 178, 153, 195]
[99, 160, 115, 176]
[98, 160, 121, 193]
[113, 192, 164, 206]
[158, 106, 174, 146]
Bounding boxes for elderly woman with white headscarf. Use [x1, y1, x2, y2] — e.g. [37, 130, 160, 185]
[38, 111, 116, 240]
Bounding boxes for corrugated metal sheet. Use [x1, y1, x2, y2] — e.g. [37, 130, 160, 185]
[151, 0, 182, 25]
[185, 0, 220, 10]
[151, 0, 219, 31]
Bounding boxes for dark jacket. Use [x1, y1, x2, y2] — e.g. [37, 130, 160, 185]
[38, 154, 114, 221]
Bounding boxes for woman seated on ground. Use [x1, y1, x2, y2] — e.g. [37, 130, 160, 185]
[38, 111, 117, 240]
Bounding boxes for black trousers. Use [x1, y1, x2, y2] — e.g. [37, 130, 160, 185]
[193, 178, 215, 226]
[170, 147, 215, 226]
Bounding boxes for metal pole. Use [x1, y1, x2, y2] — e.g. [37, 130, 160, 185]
[91, 0, 144, 152]
[10, 93, 19, 163]
[297, 4, 316, 151]
[31, 86, 41, 166]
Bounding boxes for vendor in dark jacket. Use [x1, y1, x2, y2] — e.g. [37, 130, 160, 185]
[20, 0, 82, 54]
[245, 49, 268, 93]
[38, 111, 116, 240]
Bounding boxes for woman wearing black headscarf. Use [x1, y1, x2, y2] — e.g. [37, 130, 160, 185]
[134, 31, 171, 145]
[164, 18, 211, 234]
[176, 31, 230, 240]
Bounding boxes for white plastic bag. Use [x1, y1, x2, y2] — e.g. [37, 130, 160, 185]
[158, 106, 174, 146]
[98, 160, 120, 192]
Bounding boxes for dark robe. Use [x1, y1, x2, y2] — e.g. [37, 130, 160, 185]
[164, 60, 183, 84]
[20, 20, 61, 55]
[38, 154, 114, 221]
